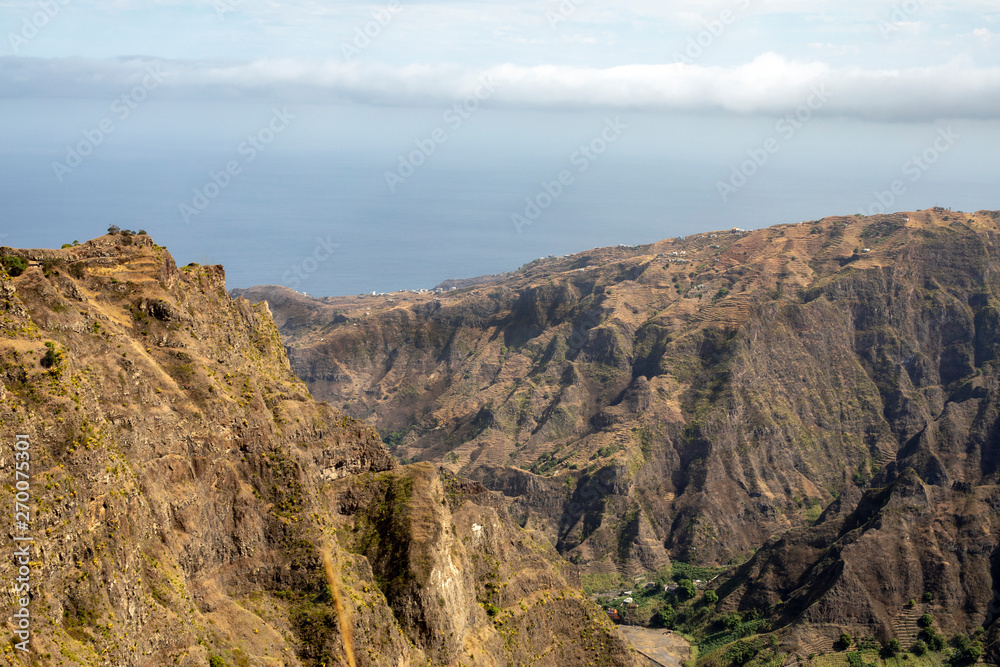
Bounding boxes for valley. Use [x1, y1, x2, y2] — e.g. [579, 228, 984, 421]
[0, 232, 641, 666]
[236, 208, 1000, 663]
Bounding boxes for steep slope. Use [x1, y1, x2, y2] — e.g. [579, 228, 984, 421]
[0, 233, 640, 667]
[237, 208, 1000, 650]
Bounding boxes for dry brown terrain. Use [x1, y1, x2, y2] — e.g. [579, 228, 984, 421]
[616, 627, 690, 667]
[238, 209, 1000, 657]
[0, 233, 641, 666]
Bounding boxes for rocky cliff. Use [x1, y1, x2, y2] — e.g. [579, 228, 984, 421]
[0, 233, 640, 667]
[236, 208, 1000, 655]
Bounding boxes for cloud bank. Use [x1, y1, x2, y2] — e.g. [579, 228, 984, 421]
[2, 54, 1000, 121]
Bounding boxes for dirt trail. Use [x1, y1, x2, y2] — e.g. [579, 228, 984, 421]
[617, 627, 691, 667]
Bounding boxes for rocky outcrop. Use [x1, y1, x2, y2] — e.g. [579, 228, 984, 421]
[240, 209, 1000, 647]
[0, 234, 639, 667]
[334, 462, 637, 666]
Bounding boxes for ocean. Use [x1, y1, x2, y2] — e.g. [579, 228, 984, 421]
[1, 144, 993, 297]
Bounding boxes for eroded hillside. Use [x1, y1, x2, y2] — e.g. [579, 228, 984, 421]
[237, 209, 1000, 656]
[0, 233, 640, 667]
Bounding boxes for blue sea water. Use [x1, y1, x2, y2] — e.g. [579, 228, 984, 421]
[0, 141, 994, 297]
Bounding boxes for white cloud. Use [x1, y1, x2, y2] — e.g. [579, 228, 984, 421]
[2, 53, 1000, 121]
[971, 27, 995, 41]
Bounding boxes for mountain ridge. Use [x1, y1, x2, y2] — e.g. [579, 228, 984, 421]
[0, 232, 641, 666]
[236, 208, 1000, 657]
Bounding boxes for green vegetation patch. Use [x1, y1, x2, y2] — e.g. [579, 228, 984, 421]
[380, 427, 410, 450]
[581, 571, 629, 596]
[671, 561, 728, 583]
[697, 615, 772, 656]
[347, 473, 416, 601]
[289, 592, 342, 664]
[1, 255, 28, 277]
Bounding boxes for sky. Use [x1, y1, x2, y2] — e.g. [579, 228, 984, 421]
[3, 1, 1000, 115]
[1, 1, 999, 294]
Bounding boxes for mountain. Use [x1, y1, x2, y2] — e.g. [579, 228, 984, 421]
[235, 208, 1000, 658]
[0, 233, 641, 667]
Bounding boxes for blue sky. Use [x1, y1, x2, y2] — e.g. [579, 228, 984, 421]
[2, 1, 999, 68]
[3, 0, 999, 114]
[1, 1, 999, 294]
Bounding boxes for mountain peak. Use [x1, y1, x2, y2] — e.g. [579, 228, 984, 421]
[244, 208, 1000, 659]
[1, 233, 640, 666]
